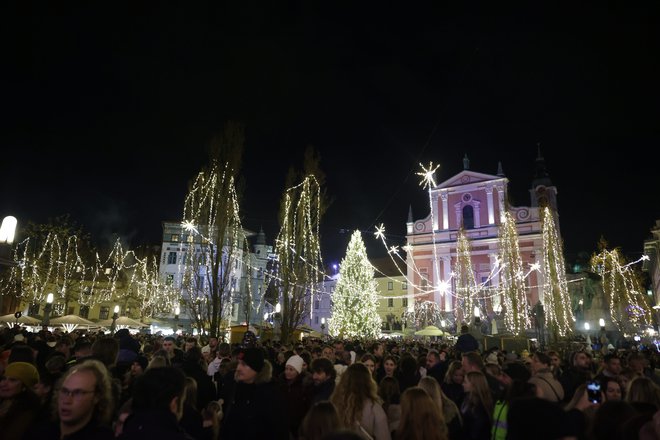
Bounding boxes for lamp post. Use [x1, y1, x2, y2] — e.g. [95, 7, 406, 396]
[42, 293, 54, 327]
[111, 305, 119, 334]
[0, 216, 18, 313]
[174, 306, 180, 335]
[584, 322, 591, 347]
[321, 317, 326, 337]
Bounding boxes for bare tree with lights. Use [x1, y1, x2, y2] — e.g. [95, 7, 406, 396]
[179, 122, 249, 338]
[590, 239, 652, 333]
[497, 211, 531, 335]
[329, 230, 381, 339]
[454, 228, 479, 325]
[275, 147, 327, 344]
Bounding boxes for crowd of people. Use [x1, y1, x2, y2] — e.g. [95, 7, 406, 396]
[1, 322, 660, 439]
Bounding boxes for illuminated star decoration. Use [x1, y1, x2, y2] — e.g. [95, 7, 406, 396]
[374, 224, 386, 241]
[417, 162, 440, 189]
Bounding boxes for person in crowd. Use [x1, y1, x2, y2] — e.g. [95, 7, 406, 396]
[395, 386, 448, 440]
[162, 336, 185, 368]
[381, 355, 398, 381]
[507, 397, 574, 440]
[626, 375, 660, 412]
[330, 362, 391, 440]
[528, 351, 565, 402]
[546, 350, 564, 380]
[378, 376, 401, 434]
[179, 376, 209, 440]
[27, 359, 115, 439]
[119, 366, 192, 439]
[279, 354, 312, 438]
[418, 375, 462, 440]
[397, 353, 421, 393]
[595, 353, 622, 382]
[299, 400, 342, 440]
[310, 357, 336, 404]
[221, 347, 288, 439]
[455, 324, 479, 354]
[462, 351, 505, 402]
[182, 346, 216, 409]
[426, 349, 448, 385]
[0, 361, 41, 439]
[560, 350, 593, 403]
[442, 360, 465, 408]
[589, 400, 639, 440]
[460, 371, 493, 440]
[601, 376, 624, 402]
[361, 353, 377, 379]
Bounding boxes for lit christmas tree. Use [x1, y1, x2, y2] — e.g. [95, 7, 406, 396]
[498, 212, 531, 335]
[590, 241, 652, 332]
[455, 228, 479, 325]
[541, 207, 575, 338]
[329, 230, 381, 338]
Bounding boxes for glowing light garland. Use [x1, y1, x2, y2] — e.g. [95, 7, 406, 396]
[454, 228, 480, 324]
[498, 212, 531, 335]
[329, 230, 381, 338]
[403, 300, 443, 329]
[541, 207, 575, 337]
[590, 245, 652, 332]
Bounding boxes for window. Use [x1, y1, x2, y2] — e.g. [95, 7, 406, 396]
[421, 277, 428, 289]
[99, 306, 109, 320]
[402, 298, 408, 307]
[167, 252, 177, 265]
[462, 205, 474, 229]
[315, 316, 319, 324]
[28, 303, 40, 316]
[171, 234, 179, 242]
[402, 282, 408, 290]
[165, 273, 174, 285]
[388, 298, 394, 307]
[315, 300, 320, 309]
[387, 281, 393, 290]
[80, 305, 90, 319]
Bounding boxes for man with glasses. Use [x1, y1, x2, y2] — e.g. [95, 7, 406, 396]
[26, 359, 114, 439]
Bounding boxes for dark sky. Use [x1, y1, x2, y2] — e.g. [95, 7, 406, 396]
[2, 3, 659, 264]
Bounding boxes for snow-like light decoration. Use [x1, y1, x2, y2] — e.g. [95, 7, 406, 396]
[498, 211, 531, 335]
[454, 228, 480, 324]
[590, 244, 652, 332]
[329, 230, 381, 338]
[541, 207, 575, 337]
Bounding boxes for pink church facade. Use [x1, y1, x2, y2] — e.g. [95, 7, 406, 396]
[405, 157, 557, 327]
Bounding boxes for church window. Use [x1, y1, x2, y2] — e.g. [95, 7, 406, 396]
[463, 205, 475, 229]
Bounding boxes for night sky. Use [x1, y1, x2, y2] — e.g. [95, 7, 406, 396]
[2, 3, 659, 264]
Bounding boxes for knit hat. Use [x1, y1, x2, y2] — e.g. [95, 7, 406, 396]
[5, 361, 40, 388]
[286, 355, 304, 374]
[485, 352, 499, 365]
[238, 347, 265, 373]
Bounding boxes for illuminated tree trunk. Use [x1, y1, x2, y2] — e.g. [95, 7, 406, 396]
[455, 229, 479, 325]
[498, 212, 531, 335]
[541, 207, 575, 338]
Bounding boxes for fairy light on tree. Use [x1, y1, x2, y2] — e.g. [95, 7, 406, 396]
[275, 147, 326, 344]
[329, 230, 381, 338]
[590, 240, 652, 332]
[498, 211, 531, 335]
[403, 300, 442, 330]
[454, 228, 479, 325]
[179, 122, 249, 338]
[541, 207, 575, 338]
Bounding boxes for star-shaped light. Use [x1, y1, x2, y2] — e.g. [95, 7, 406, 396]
[182, 220, 197, 234]
[402, 244, 413, 253]
[388, 245, 399, 255]
[417, 162, 440, 189]
[374, 224, 386, 240]
[530, 262, 541, 271]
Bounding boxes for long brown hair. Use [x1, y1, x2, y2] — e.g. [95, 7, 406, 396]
[397, 387, 448, 440]
[464, 371, 493, 421]
[330, 363, 380, 427]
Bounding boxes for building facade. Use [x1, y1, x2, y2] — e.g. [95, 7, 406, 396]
[405, 154, 557, 332]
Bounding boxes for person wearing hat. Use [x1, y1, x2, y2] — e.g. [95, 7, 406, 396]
[278, 354, 312, 438]
[221, 347, 289, 439]
[0, 361, 42, 439]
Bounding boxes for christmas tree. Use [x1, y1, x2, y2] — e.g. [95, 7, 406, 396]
[329, 230, 382, 338]
[455, 228, 479, 325]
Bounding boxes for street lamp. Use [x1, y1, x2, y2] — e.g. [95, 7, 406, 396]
[42, 293, 54, 327]
[174, 306, 180, 335]
[321, 317, 326, 336]
[111, 305, 119, 334]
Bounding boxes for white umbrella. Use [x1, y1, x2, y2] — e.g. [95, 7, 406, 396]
[49, 314, 98, 331]
[0, 313, 41, 326]
[414, 325, 445, 336]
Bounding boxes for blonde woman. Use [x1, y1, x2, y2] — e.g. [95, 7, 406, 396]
[461, 371, 493, 440]
[395, 386, 448, 440]
[419, 376, 462, 440]
[330, 362, 391, 440]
